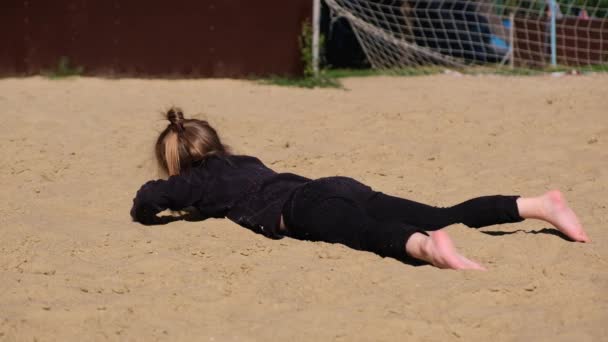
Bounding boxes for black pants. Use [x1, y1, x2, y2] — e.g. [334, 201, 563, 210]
[282, 177, 523, 260]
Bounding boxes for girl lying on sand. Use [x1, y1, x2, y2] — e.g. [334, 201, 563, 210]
[131, 108, 589, 270]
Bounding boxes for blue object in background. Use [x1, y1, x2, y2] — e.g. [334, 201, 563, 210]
[491, 36, 509, 53]
[490, 19, 511, 54]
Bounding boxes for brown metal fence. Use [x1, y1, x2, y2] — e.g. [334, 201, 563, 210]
[513, 16, 608, 67]
[0, 0, 312, 77]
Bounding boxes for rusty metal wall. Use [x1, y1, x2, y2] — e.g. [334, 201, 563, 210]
[513, 17, 548, 68]
[513, 16, 608, 67]
[557, 17, 608, 65]
[0, 0, 311, 77]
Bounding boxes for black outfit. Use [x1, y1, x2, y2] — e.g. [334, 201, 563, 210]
[131, 155, 523, 260]
[131, 155, 310, 237]
[282, 177, 522, 259]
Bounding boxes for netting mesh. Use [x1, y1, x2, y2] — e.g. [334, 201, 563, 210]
[324, 0, 608, 69]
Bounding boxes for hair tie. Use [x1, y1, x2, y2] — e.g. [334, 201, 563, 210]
[173, 122, 185, 133]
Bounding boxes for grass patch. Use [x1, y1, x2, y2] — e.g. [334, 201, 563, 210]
[262, 20, 342, 88]
[325, 66, 444, 78]
[567, 64, 608, 73]
[464, 64, 608, 76]
[258, 63, 608, 89]
[44, 57, 84, 79]
[258, 67, 443, 89]
[260, 74, 342, 89]
[463, 66, 545, 76]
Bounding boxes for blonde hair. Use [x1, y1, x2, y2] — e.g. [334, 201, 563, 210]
[155, 107, 230, 176]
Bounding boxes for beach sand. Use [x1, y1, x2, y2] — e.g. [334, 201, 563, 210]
[1, 74, 607, 341]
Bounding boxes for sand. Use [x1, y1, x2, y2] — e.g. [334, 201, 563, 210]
[0, 74, 607, 341]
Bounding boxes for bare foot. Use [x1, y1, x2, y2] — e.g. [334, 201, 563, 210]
[541, 190, 589, 242]
[406, 231, 486, 270]
[518, 191, 589, 242]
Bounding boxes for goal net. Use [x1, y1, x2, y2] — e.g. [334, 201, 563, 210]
[323, 0, 608, 69]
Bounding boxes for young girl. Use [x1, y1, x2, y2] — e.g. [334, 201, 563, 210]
[131, 108, 589, 270]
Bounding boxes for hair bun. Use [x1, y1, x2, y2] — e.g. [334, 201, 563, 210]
[167, 107, 185, 125]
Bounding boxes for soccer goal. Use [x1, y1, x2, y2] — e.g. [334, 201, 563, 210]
[321, 0, 608, 70]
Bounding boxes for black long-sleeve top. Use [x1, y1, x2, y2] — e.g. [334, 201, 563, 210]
[130, 155, 311, 238]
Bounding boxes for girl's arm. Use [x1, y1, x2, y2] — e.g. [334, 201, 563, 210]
[130, 174, 204, 225]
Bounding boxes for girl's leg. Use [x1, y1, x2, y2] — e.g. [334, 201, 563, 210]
[516, 190, 589, 242]
[365, 193, 522, 230]
[366, 189, 589, 242]
[283, 187, 484, 269]
[284, 195, 419, 259]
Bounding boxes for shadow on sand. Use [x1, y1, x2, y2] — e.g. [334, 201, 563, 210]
[480, 227, 572, 242]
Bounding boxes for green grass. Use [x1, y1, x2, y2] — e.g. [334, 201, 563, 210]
[326, 66, 445, 78]
[259, 63, 608, 89]
[259, 67, 444, 89]
[464, 63, 608, 76]
[565, 64, 608, 73]
[259, 74, 342, 89]
[44, 57, 84, 79]
[464, 66, 545, 76]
